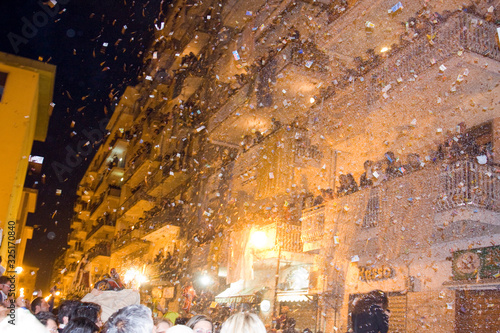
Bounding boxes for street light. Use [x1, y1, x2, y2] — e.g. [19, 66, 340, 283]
[250, 227, 282, 322]
[199, 274, 213, 287]
[250, 230, 268, 249]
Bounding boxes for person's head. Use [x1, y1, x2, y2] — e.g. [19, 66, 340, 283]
[31, 296, 49, 314]
[187, 314, 213, 333]
[154, 318, 173, 333]
[175, 317, 189, 325]
[369, 289, 388, 310]
[15, 296, 29, 308]
[104, 304, 154, 333]
[0, 276, 11, 295]
[363, 160, 373, 170]
[74, 302, 102, 326]
[63, 317, 100, 333]
[220, 312, 266, 333]
[35, 311, 58, 333]
[166, 326, 193, 333]
[58, 300, 81, 325]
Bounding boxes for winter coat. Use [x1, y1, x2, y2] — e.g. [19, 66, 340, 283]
[352, 303, 389, 333]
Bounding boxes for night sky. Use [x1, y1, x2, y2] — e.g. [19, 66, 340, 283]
[0, 0, 169, 291]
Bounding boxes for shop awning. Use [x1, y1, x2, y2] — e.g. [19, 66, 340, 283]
[443, 278, 500, 290]
[277, 290, 313, 303]
[215, 285, 265, 304]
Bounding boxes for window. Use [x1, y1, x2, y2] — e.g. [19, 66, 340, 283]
[0, 72, 7, 102]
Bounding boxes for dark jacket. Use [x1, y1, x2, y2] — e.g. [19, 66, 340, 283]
[352, 303, 389, 333]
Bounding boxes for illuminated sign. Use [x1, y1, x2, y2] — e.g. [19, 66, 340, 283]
[29, 155, 44, 164]
[358, 266, 394, 282]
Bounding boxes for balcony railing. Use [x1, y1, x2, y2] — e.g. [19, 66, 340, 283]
[141, 206, 183, 236]
[89, 186, 121, 216]
[117, 185, 155, 218]
[87, 242, 112, 261]
[301, 204, 325, 244]
[112, 228, 148, 252]
[301, 160, 499, 242]
[275, 223, 303, 253]
[436, 161, 500, 212]
[369, 12, 500, 103]
[86, 214, 116, 240]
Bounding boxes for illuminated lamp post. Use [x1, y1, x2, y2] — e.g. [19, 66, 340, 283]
[250, 228, 281, 321]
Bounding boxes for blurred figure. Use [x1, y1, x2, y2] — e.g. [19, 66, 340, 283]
[274, 305, 288, 330]
[103, 304, 154, 333]
[167, 326, 193, 333]
[0, 256, 5, 276]
[351, 290, 389, 333]
[220, 312, 266, 333]
[31, 297, 49, 314]
[283, 318, 297, 333]
[187, 314, 213, 333]
[57, 300, 81, 332]
[73, 302, 102, 327]
[62, 317, 99, 333]
[1, 307, 47, 332]
[0, 276, 12, 307]
[35, 311, 58, 333]
[359, 160, 374, 188]
[155, 318, 173, 333]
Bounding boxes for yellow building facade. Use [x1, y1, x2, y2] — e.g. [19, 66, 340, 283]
[0, 52, 55, 276]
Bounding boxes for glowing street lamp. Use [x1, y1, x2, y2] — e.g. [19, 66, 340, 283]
[250, 230, 268, 249]
[199, 274, 213, 287]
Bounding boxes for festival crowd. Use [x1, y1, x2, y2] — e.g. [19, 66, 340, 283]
[0, 269, 389, 333]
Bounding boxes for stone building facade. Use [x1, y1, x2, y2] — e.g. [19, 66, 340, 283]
[53, 0, 500, 331]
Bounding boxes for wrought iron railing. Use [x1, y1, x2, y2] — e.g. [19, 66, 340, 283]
[436, 161, 499, 212]
[301, 204, 325, 243]
[89, 186, 121, 216]
[277, 223, 303, 253]
[369, 12, 500, 103]
[87, 242, 112, 261]
[86, 214, 116, 240]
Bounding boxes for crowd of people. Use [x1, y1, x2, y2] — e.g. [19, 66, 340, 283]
[0, 285, 270, 333]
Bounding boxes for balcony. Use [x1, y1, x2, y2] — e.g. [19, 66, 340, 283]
[147, 162, 191, 198]
[140, 206, 183, 243]
[87, 241, 112, 263]
[89, 186, 121, 220]
[123, 145, 161, 189]
[436, 161, 499, 213]
[169, 33, 211, 72]
[207, 82, 253, 143]
[68, 230, 80, 243]
[86, 214, 116, 241]
[171, 73, 204, 104]
[74, 199, 90, 213]
[368, 12, 500, 104]
[252, 222, 304, 261]
[301, 204, 325, 252]
[304, 159, 499, 255]
[70, 218, 83, 231]
[112, 228, 150, 256]
[118, 185, 155, 219]
[207, 40, 329, 145]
